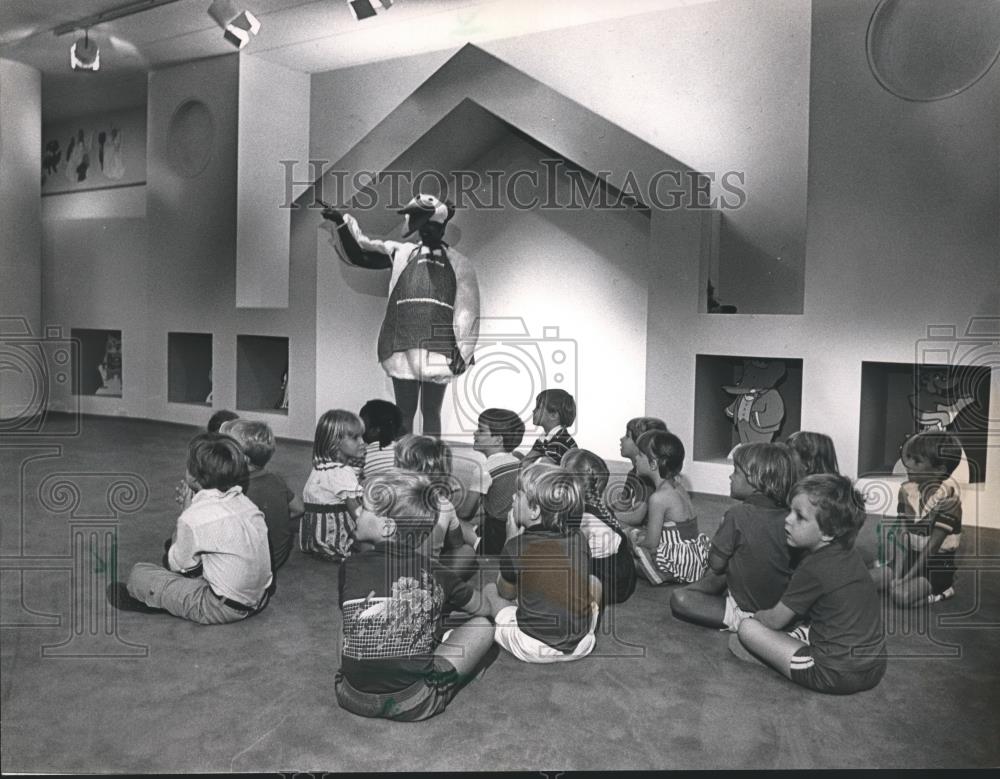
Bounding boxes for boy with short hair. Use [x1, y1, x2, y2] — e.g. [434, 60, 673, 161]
[473, 407, 525, 555]
[493, 462, 602, 663]
[224, 419, 304, 572]
[527, 389, 578, 465]
[731, 474, 886, 694]
[335, 471, 498, 721]
[120, 433, 273, 624]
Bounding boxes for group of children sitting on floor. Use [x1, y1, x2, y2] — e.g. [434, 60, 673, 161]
[113, 388, 966, 720]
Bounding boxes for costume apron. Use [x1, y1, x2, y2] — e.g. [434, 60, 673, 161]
[377, 246, 468, 376]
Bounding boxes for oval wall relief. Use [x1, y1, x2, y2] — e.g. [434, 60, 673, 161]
[166, 99, 215, 177]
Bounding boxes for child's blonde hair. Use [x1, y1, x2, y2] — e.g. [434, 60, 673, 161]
[518, 461, 583, 532]
[224, 419, 275, 468]
[312, 409, 363, 465]
[787, 431, 840, 477]
[732, 442, 797, 507]
[394, 434, 455, 505]
[363, 471, 437, 548]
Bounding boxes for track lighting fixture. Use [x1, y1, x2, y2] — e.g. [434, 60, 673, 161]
[70, 30, 100, 71]
[207, 0, 261, 49]
[348, 0, 393, 22]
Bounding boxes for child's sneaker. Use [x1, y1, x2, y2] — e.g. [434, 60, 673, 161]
[928, 586, 955, 604]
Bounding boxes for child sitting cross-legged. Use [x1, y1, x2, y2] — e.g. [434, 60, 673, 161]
[335, 471, 500, 721]
[300, 409, 367, 561]
[730, 474, 887, 694]
[670, 442, 797, 631]
[493, 461, 602, 663]
[358, 398, 405, 483]
[221, 419, 303, 574]
[472, 407, 525, 556]
[394, 434, 477, 580]
[525, 389, 578, 465]
[117, 433, 273, 624]
[874, 430, 963, 606]
[628, 431, 711, 585]
[561, 448, 637, 605]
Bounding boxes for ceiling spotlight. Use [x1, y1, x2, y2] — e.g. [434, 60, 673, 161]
[348, 0, 393, 22]
[207, 0, 261, 49]
[70, 30, 100, 71]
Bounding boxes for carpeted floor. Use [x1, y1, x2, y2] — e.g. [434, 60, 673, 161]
[2, 415, 998, 772]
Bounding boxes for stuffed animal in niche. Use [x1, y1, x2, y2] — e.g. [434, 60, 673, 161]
[723, 358, 786, 444]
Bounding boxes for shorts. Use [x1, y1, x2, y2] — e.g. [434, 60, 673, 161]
[903, 547, 957, 596]
[493, 603, 599, 663]
[334, 656, 460, 722]
[722, 590, 754, 632]
[789, 645, 886, 695]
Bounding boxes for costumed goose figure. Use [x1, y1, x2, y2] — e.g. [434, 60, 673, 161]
[321, 194, 479, 437]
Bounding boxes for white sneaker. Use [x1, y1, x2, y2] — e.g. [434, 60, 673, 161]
[928, 586, 956, 604]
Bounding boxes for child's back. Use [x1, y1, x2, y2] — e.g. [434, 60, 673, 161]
[246, 468, 295, 570]
[501, 526, 593, 651]
[714, 494, 792, 611]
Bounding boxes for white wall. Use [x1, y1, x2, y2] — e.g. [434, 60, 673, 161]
[316, 131, 651, 455]
[644, 0, 999, 528]
[236, 54, 310, 308]
[483, 0, 811, 315]
[0, 59, 42, 335]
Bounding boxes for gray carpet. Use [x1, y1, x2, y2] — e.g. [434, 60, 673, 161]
[2, 415, 998, 772]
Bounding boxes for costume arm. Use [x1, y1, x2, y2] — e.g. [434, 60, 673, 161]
[322, 213, 395, 270]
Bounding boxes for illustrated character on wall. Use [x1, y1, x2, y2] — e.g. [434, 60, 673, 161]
[723, 358, 786, 445]
[892, 368, 974, 482]
[320, 194, 479, 438]
[96, 334, 123, 396]
[42, 140, 62, 183]
[276, 365, 289, 410]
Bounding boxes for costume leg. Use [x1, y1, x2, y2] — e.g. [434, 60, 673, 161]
[419, 381, 447, 438]
[392, 378, 420, 435]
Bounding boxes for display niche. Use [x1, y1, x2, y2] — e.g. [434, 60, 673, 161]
[236, 335, 289, 415]
[71, 328, 122, 397]
[858, 361, 991, 483]
[168, 332, 213, 405]
[693, 354, 803, 462]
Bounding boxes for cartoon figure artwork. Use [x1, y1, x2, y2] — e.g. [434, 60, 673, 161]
[96, 333, 123, 396]
[42, 140, 62, 184]
[723, 359, 786, 445]
[64, 129, 92, 184]
[276, 366, 289, 410]
[320, 193, 480, 438]
[101, 128, 126, 180]
[892, 368, 973, 482]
